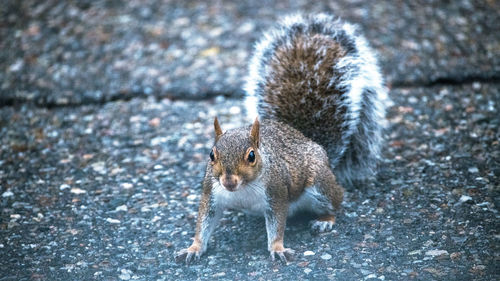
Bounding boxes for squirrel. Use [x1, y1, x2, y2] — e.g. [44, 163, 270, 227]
[176, 13, 387, 264]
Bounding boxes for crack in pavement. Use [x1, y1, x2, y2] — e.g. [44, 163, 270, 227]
[1, 74, 499, 109]
[391, 73, 500, 88]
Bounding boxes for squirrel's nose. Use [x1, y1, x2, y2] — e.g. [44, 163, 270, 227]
[221, 174, 239, 191]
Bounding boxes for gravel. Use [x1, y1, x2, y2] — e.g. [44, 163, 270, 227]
[1, 83, 499, 280]
[1, 0, 499, 280]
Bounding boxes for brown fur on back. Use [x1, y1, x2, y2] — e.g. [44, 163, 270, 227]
[262, 34, 348, 151]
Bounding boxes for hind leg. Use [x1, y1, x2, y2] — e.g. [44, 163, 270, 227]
[309, 167, 344, 232]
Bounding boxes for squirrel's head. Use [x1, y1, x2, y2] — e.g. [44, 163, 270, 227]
[209, 117, 262, 192]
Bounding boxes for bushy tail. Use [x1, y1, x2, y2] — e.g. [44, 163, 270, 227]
[333, 88, 387, 186]
[244, 14, 388, 187]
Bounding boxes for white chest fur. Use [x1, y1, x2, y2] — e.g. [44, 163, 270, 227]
[212, 179, 269, 215]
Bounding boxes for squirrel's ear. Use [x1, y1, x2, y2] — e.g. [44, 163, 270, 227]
[214, 117, 223, 140]
[250, 117, 260, 147]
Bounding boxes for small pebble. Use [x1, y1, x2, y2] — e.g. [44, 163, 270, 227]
[91, 161, 107, 174]
[345, 212, 358, 218]
[10, 214, 21, 220]
[304, 268, 312, 274]
[468, 167, 479, 173]
[320, 253, 332, 260]
[212, 272, 226, 277]
[9, 59, 24, 72]
[2, 190, 14, 197]
[115, 205, 128, 212]
[119, 269, 132, 280]
[459, 195, 472, 203]
[120, 183, 133, 189]
[425, 249, 448, 257]
[70, 188, 86, 194]
[106, 218, 121, 224]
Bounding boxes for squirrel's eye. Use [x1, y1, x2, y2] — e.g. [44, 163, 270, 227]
[210, 150, 215, 161]
[248, 150, 255, 163]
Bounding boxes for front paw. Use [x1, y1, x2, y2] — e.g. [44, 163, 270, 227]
[175, 244, 203, 264]
[270, 247, 295, 263]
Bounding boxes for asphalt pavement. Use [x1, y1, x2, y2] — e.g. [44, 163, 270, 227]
[1, 1, 499, 280]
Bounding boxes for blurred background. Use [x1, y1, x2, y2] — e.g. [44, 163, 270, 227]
[1, 0, 498, 105]
[1, 1, 499, 280]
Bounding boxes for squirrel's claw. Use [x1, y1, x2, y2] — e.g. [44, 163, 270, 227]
[270, 248, 295, 264]
[311, 220, 335, 232]
[175, 247, 202, 264]
[311, 216, 336, 233]
[174, 249, 190, 264]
